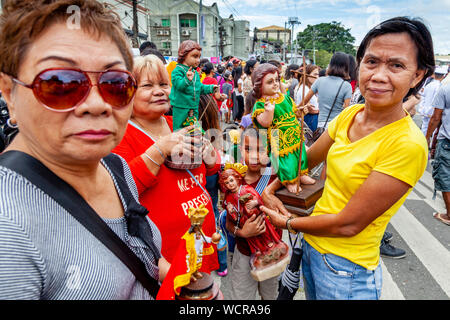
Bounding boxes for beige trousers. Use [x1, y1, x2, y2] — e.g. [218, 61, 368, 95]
[230, 248, 279, 300]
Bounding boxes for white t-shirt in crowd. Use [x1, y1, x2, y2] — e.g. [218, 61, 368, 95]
[295, 84, 319, 111]
[418, 78, 441, 117]
[235, 78, 244, 97]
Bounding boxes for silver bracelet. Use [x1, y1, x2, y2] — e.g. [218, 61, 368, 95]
[152, 143, 165, 159]
[143, 152, 161, 167]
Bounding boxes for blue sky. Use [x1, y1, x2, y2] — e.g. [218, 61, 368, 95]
[202, 0, 450, 54]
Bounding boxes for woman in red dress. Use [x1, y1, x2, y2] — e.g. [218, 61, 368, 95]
[113, 54, 220, 275]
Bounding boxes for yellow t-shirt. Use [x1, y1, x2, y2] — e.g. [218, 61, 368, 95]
[166, 61, 177, 87]
[303, 104, 428, 270]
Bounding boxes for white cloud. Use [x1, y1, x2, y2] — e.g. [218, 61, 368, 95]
[200, 0, 450, 53]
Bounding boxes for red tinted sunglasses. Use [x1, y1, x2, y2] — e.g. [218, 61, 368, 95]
[12, 68, 137, 112]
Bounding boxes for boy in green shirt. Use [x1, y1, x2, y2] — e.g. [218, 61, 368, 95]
[169, 40, 226, 130]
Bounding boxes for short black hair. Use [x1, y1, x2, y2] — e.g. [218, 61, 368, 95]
[244, 59, 258, 76]
[233, 66, 243, 87]
[139, 41, 156, 53]
[202, 62, 214, 75]
[199, 58, 209, 68]
[141, 47, 166, 65]
[356, 16, 435, 100]
[348, 54, 357, 81]
[327, 52, 349, 79]
[285, 64, 300, 80]
[216, 65, 225, 74]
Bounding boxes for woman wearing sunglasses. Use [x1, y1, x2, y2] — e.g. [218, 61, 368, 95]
[112, 54, 221, 280]
[0, 0, 167, 299]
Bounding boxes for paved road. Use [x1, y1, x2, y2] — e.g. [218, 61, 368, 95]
[214, 117, 450, 300]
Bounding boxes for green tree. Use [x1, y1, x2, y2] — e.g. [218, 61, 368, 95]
[297, 21, 356, 57]
[315, 50, 333, 69]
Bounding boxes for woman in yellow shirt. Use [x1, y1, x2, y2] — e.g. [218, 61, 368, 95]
[261, 17, 434, 300]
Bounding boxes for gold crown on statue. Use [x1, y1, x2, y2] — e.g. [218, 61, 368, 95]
[224, 162, 248, 177]
[188, 204, 209, 226]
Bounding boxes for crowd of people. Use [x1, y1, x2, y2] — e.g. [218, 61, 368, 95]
[0, 0, 449, 301]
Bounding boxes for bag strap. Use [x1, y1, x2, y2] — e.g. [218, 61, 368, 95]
[186, 169, 223, 231]
[0, 151, 160, 298]
[105, 154, 162, 263]
[322, 79, 345, 127]
[254, 166, 272, 195]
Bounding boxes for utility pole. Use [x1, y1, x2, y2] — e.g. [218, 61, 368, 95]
[312, 25, 317, 65]
[288, 17, 301, 64]
[199, 0, 205, 47]
[252, 27, 258, 56]
[132, 0, 139, 48]
[284, 21, 288, 63]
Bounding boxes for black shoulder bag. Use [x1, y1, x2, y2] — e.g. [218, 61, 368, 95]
[0, 151, 160, 299]
[312, 79, 345, 142]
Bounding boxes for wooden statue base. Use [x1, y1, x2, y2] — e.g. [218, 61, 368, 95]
[250, 254, 290, 282]
[275, 179, 325, 216]
[176, 272, 223, 300]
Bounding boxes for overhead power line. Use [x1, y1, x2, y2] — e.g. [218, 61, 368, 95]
[221, 0, 242, 19]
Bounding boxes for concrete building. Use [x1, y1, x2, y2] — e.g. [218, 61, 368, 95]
[254, 25, 292, 62]
[146, 0, 250, 60]
[255, 25, 291, 45]
[220, 15, 251, 60]
[146, 0, 221, 58]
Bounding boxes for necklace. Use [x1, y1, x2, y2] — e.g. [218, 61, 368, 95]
[130, 117, 168, 141]
[235, 185, 243, 227]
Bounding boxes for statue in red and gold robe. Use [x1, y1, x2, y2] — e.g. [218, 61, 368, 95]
[219, 163, 289, 280]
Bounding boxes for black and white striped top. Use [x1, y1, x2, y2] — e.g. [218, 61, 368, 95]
[0, 155, 162, 300]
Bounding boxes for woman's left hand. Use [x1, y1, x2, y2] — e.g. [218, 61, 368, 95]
[261, 178, 291, 216]
[202, 137, 217, 168]
[295, 105, 309, 117]
[260, 206, 289, 229]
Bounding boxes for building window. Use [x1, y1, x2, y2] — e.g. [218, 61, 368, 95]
[162, 19, 170, 27]
[180, 18, 197, 28]
[162, 42, 171, 49]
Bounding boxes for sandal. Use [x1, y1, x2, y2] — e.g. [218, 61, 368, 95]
[433, 212, 450, 226]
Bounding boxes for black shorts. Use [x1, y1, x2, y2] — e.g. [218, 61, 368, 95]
[432, 138, 450, 192]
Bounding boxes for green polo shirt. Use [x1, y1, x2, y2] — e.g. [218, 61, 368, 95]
[169, 63, 215, 109]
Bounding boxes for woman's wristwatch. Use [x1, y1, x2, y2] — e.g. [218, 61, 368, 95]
[286, 216, 297, 234]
